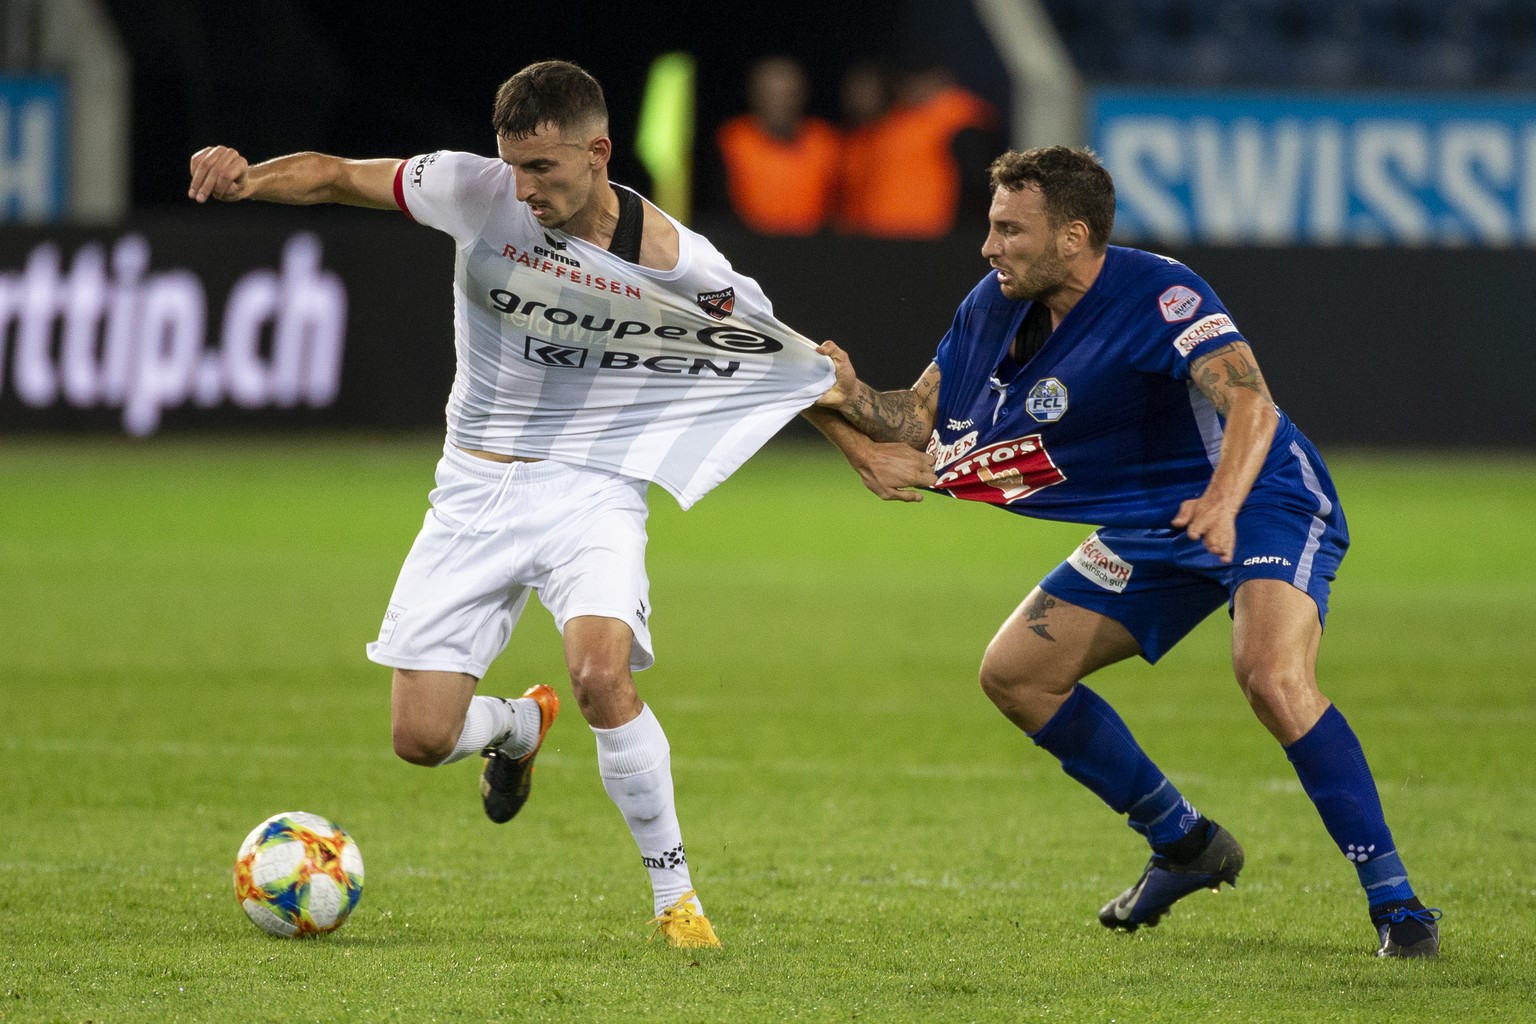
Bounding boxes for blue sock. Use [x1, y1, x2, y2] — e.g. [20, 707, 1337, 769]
[1284, 704, 1415, 909]
[1029, 684, 1199, 849]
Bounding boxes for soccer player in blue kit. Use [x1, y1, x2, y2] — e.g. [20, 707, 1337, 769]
[810, 146, 1440, 957]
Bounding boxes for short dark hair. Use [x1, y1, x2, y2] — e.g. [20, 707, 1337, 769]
[988, 146, 1115, 250]
[492, 60, 608, 141]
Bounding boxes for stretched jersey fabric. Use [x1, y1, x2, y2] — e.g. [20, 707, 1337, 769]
[929, 245, 1325, 528]
[393, 151, 835, 509]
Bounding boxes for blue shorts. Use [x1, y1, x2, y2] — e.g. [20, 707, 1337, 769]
[1040, 459, 1349, 663]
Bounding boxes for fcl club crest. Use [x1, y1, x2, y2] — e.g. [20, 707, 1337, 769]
[696, 287, 735, 321]
[1026, 378, 1068, 423]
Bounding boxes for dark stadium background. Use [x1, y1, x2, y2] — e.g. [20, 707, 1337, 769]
[5, 0, 1534, 446]
[103, 0, 1008, 211]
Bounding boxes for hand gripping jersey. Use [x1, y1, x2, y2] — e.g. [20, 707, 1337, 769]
[929, 246, 1329, 529]
[394, 151, 835, 509]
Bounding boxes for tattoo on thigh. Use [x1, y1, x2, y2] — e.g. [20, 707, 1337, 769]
[1024, 591, 1056, 642]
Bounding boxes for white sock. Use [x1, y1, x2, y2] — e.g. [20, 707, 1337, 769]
[593, 704, 698, 916]
[493, 693, 546, 758]
[436, 695, 517, 765]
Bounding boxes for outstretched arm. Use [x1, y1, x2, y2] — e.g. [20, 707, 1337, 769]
[809, 341, 941, 501]
[1173, 340, 1279, 563]
[801, 407, 936, 502]
[188, 146, 402, 209]
[814, 341, 941, 448]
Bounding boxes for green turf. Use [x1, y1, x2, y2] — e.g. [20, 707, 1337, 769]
[1, 435, 1531, 1023]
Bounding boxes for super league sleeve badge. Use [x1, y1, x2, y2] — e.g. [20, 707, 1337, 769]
[1157, 285, 1203, 322]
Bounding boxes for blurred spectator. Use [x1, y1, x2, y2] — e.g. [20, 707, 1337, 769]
[834, 60, 894, 234]
[836, 64, 1000, 240]
[715, 56, 842, 236]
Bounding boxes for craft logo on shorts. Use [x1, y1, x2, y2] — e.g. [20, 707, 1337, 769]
[1026, 377, 1068, 423]
[696, 287, 735, 321]
[1068, 533, 1133, 593]
[1158, 285, 1203, 322]
[1172, 314, 1238, 356]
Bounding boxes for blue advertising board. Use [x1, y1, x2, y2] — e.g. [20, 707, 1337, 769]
[1090, 89, 1536, 247]
[0, 75, 69, 223]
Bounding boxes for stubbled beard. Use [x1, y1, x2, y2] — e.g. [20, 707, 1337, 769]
[1002, 250, 1068, 301]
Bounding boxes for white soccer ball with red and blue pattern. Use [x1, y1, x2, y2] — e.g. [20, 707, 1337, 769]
[234, 811, 364, 937]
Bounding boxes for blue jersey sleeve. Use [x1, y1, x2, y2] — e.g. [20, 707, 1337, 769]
[1130, 264, 1247, 380]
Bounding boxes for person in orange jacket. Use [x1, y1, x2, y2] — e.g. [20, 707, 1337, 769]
[834, 59, 893, 235]
[715, 56, 843, 236]
[838, 64, 1000, 239]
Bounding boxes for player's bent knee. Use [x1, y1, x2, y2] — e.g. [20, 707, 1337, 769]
[978, 647, 1063, 700]
[391, 719, 458, 766]
[1235, 662, 1323, 720]
[978, 657, 1067, 731]
[567, 656, 638, 721]
[568, 656, 628, 696]
[977, 660, 1014, 706]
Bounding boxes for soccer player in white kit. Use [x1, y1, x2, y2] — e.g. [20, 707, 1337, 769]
[188, 60, 865, 947]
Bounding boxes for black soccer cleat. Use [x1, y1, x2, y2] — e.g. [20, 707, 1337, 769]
[1372, 900, 1442, 958]
[479, 684, 558, 824]
[1099, 819, 1244, 932]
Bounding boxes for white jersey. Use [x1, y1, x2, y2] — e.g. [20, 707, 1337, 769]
[392, 150, 835, 509]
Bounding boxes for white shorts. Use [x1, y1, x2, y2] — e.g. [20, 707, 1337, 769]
[366, 445, 654, 677]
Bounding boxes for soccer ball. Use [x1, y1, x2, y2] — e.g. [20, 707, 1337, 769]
[233, 811, 365, 937]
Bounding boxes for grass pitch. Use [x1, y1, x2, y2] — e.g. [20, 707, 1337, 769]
[1, 434, 1532, 1023]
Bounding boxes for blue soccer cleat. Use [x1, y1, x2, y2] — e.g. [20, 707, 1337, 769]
[1099, 820, 1244, 931]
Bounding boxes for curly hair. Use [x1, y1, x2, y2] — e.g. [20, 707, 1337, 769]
[988, 146, 1115, 249]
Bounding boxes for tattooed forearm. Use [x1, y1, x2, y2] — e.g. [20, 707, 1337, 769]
[1024, 590, 1056, 642]
[1192, 343, 1269, 416]
[844, 383, 931, 447]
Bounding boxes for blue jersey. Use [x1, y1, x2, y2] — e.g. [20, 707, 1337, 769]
[930, 245, 1325, 529]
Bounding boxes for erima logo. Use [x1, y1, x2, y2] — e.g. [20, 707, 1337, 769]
[1242, 555, 1293, 566]
[696, 287, 734, 321]
[533, 233, 579, 267]
[521, 336, 741, 377]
